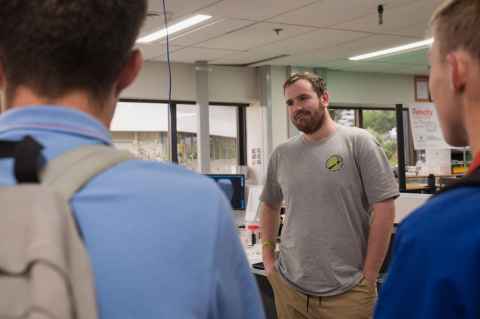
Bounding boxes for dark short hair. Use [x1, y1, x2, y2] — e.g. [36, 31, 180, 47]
[283, 72, 327, 97]
[0, 0, 147, 104]
[431, 0, 480, 61]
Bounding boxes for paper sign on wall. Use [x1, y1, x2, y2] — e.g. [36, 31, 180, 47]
[409, 103, 451, 150]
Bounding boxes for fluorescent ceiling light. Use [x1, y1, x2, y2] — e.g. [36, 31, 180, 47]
[349, 38, 433, 61]
[137, 14, 212, 44]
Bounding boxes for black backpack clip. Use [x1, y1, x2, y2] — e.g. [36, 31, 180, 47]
[0, 135, 46, 183]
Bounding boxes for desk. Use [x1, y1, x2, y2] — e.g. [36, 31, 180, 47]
[406, 183, 429, 192]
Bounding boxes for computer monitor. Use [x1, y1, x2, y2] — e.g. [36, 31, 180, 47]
[206, 174, 245, 210]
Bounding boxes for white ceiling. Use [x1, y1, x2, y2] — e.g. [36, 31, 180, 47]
[139, 0, 442, 75]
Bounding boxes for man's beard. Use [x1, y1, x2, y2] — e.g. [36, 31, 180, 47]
[292, 109, 325, 134]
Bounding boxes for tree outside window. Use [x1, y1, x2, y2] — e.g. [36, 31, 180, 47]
[362, 110, 397, 166]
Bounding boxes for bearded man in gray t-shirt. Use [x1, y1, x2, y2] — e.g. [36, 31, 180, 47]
[260, 72, 399, 319]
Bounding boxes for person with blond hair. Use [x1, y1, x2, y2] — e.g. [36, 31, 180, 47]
[375, 1, 480, 318]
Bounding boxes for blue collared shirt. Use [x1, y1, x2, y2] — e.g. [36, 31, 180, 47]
[0, 106, 265, 319]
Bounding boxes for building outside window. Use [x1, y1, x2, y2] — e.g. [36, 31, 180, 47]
[209, 105, 238, 173]
[329, 109, 356, 127]
[111, 100, 244, 172]
[177, 104, 198, 170]
[110, 101, 170, 161]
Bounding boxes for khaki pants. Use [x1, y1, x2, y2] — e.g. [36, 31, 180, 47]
[267, 271, 377, 319]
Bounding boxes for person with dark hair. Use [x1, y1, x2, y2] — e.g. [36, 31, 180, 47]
[375, 1, 480, 318]
[260, 72, 398, 319]
[0, 1, 265, 318]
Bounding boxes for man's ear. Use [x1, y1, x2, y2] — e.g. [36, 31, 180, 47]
[115, 49, 143, 95]
[320, 91, 330, 108]
[446, 52, 468, 93]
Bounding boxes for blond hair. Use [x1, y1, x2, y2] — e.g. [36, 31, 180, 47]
[431, 0, 480, 60]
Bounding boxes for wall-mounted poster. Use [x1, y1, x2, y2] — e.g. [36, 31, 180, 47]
[409, 103, 451, 150]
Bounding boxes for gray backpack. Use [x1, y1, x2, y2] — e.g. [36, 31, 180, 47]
[0, 136, 133, 319]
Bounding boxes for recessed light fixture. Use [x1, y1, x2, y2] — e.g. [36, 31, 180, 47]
[349, 38, 433, 61]
[137, 14, 212, 44]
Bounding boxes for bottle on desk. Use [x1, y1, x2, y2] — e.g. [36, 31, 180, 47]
[246, 224, 260, 247]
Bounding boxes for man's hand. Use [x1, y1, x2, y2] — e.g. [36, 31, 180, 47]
[259, 202, 281, 276]
[363, 199, 394, 290]
[363, 270, 378, 289]
[263, 246, 276, 276]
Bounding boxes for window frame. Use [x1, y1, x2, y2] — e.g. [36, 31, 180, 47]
[118, 98, 248, 166]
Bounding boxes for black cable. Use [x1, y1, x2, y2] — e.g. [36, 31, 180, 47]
[162, 0, 172, 104]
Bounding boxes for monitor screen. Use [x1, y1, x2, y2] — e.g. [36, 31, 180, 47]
[206, 174, 245, 210]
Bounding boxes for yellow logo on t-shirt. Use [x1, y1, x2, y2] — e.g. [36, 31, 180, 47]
[326, 155, 344, 172]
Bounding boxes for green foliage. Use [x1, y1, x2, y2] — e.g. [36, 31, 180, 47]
[363, 110, 395, 135]
[364, 111, 398, 166]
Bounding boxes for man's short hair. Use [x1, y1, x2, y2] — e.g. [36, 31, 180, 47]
[431, 0, 480, 61]
[0, 0, 147, 104]
[283, 72, 327, 97]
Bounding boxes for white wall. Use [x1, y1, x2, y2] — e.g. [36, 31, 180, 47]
[246, 105, 268, 185]
[270, 66, 290, 150]
[326, 70, 414, 107]
[122, 61, 258, 104]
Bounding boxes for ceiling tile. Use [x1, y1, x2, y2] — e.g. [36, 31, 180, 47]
[138, 42, 183, 60]
[196, 22, 315, 51]
[198, 0, 318, 21]
[335, 0, 443, 37]
[142, 0, 220, 35]
[154, 47, 239, 63]
[140, 0, 438, 75]
[210, 50, 285, 65]
[254, 29, 371, 55]
[273, 34, 420, 65]
[169, 19, 254, 47]
[268, 0, 415, 28]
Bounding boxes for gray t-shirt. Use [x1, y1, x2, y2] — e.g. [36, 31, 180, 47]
[261, 125, 399, 296]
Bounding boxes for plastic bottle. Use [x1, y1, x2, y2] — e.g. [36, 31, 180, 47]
[246, 224, 260, 247]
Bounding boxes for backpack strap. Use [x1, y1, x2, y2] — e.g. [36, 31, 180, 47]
[41, 145, 134, 200]
[434, 168, 480, 197]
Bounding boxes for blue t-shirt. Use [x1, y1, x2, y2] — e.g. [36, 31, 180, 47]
[0, 106, 265, 319]
[375, 186, 480, 319]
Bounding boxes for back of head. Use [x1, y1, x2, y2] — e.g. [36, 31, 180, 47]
[431, 0, 480, 61]
[0, 0, 147, 105]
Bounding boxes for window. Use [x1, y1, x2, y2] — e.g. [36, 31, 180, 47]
[177, 104, 198, 171]
[329, 108, 356, 127]
[362, 109, 398, 166]
[110, 101, 170, 161]
[113, 99, 246, 171]
[210, 105, 238, 173]
[330, 106, 405, 168]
